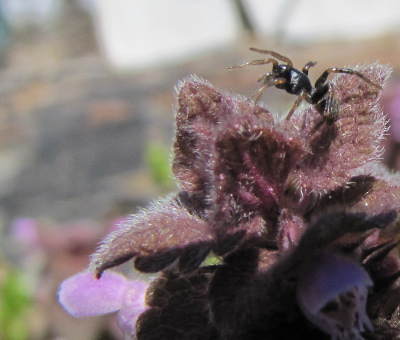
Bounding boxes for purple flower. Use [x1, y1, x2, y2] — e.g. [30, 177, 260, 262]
[298, 252, 373, 339]
[58, 270, 149, 336]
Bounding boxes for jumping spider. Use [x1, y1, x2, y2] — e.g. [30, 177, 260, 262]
[230, 48, 382, 124]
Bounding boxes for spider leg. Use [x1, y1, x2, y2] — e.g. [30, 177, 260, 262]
[302, 61, 317, 75]
[310, 83, 339, 125]
[320, 94, 340, 124]
[249, 48, 293, 68]
[229, 58, 278, 70]
[252, 77, 286, 104]
[257, 72, 273, 83]
[310, 119, 325, 134]
[285, 90, 309, 121]
[315, 67, 382, 89]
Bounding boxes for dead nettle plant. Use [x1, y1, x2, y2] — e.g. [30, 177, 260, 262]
[59, 55, 400, 340]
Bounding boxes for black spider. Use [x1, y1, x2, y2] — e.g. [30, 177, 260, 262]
[230, 48, 382, 124]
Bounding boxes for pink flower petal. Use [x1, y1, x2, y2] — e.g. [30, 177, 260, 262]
[58, 270, 129, 317]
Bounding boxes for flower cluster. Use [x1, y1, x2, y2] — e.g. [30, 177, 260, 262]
[59, 63, 400, 339]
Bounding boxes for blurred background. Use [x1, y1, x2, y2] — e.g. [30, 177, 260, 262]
[1, 0, 400, 339]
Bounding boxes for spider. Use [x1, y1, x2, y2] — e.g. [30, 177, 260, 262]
[229, 48, 382, 124]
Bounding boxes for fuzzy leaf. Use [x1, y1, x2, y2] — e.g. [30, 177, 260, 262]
[90, 196, 214, 277]
[350, 164, 400, 216]
[209, 114, 304, 230]
[298, 211, 397, 252]
[288, 63, 391, 194]
[173, 76, 274, 195]
[275, 211, 398, 279]
[138, 271, 217, 339]
[316, 175, 376, 211]
[174, 77, 223, 193]
[174, 77, 307, 235]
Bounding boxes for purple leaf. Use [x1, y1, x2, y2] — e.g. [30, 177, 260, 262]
[173, 77, 274, 194]
[90, 196, 215, 276]
[209, 114, 304, 229]
[289, 63, 391, 194]
[352, 163, 400, 214]
[174, 77, 306, 232]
